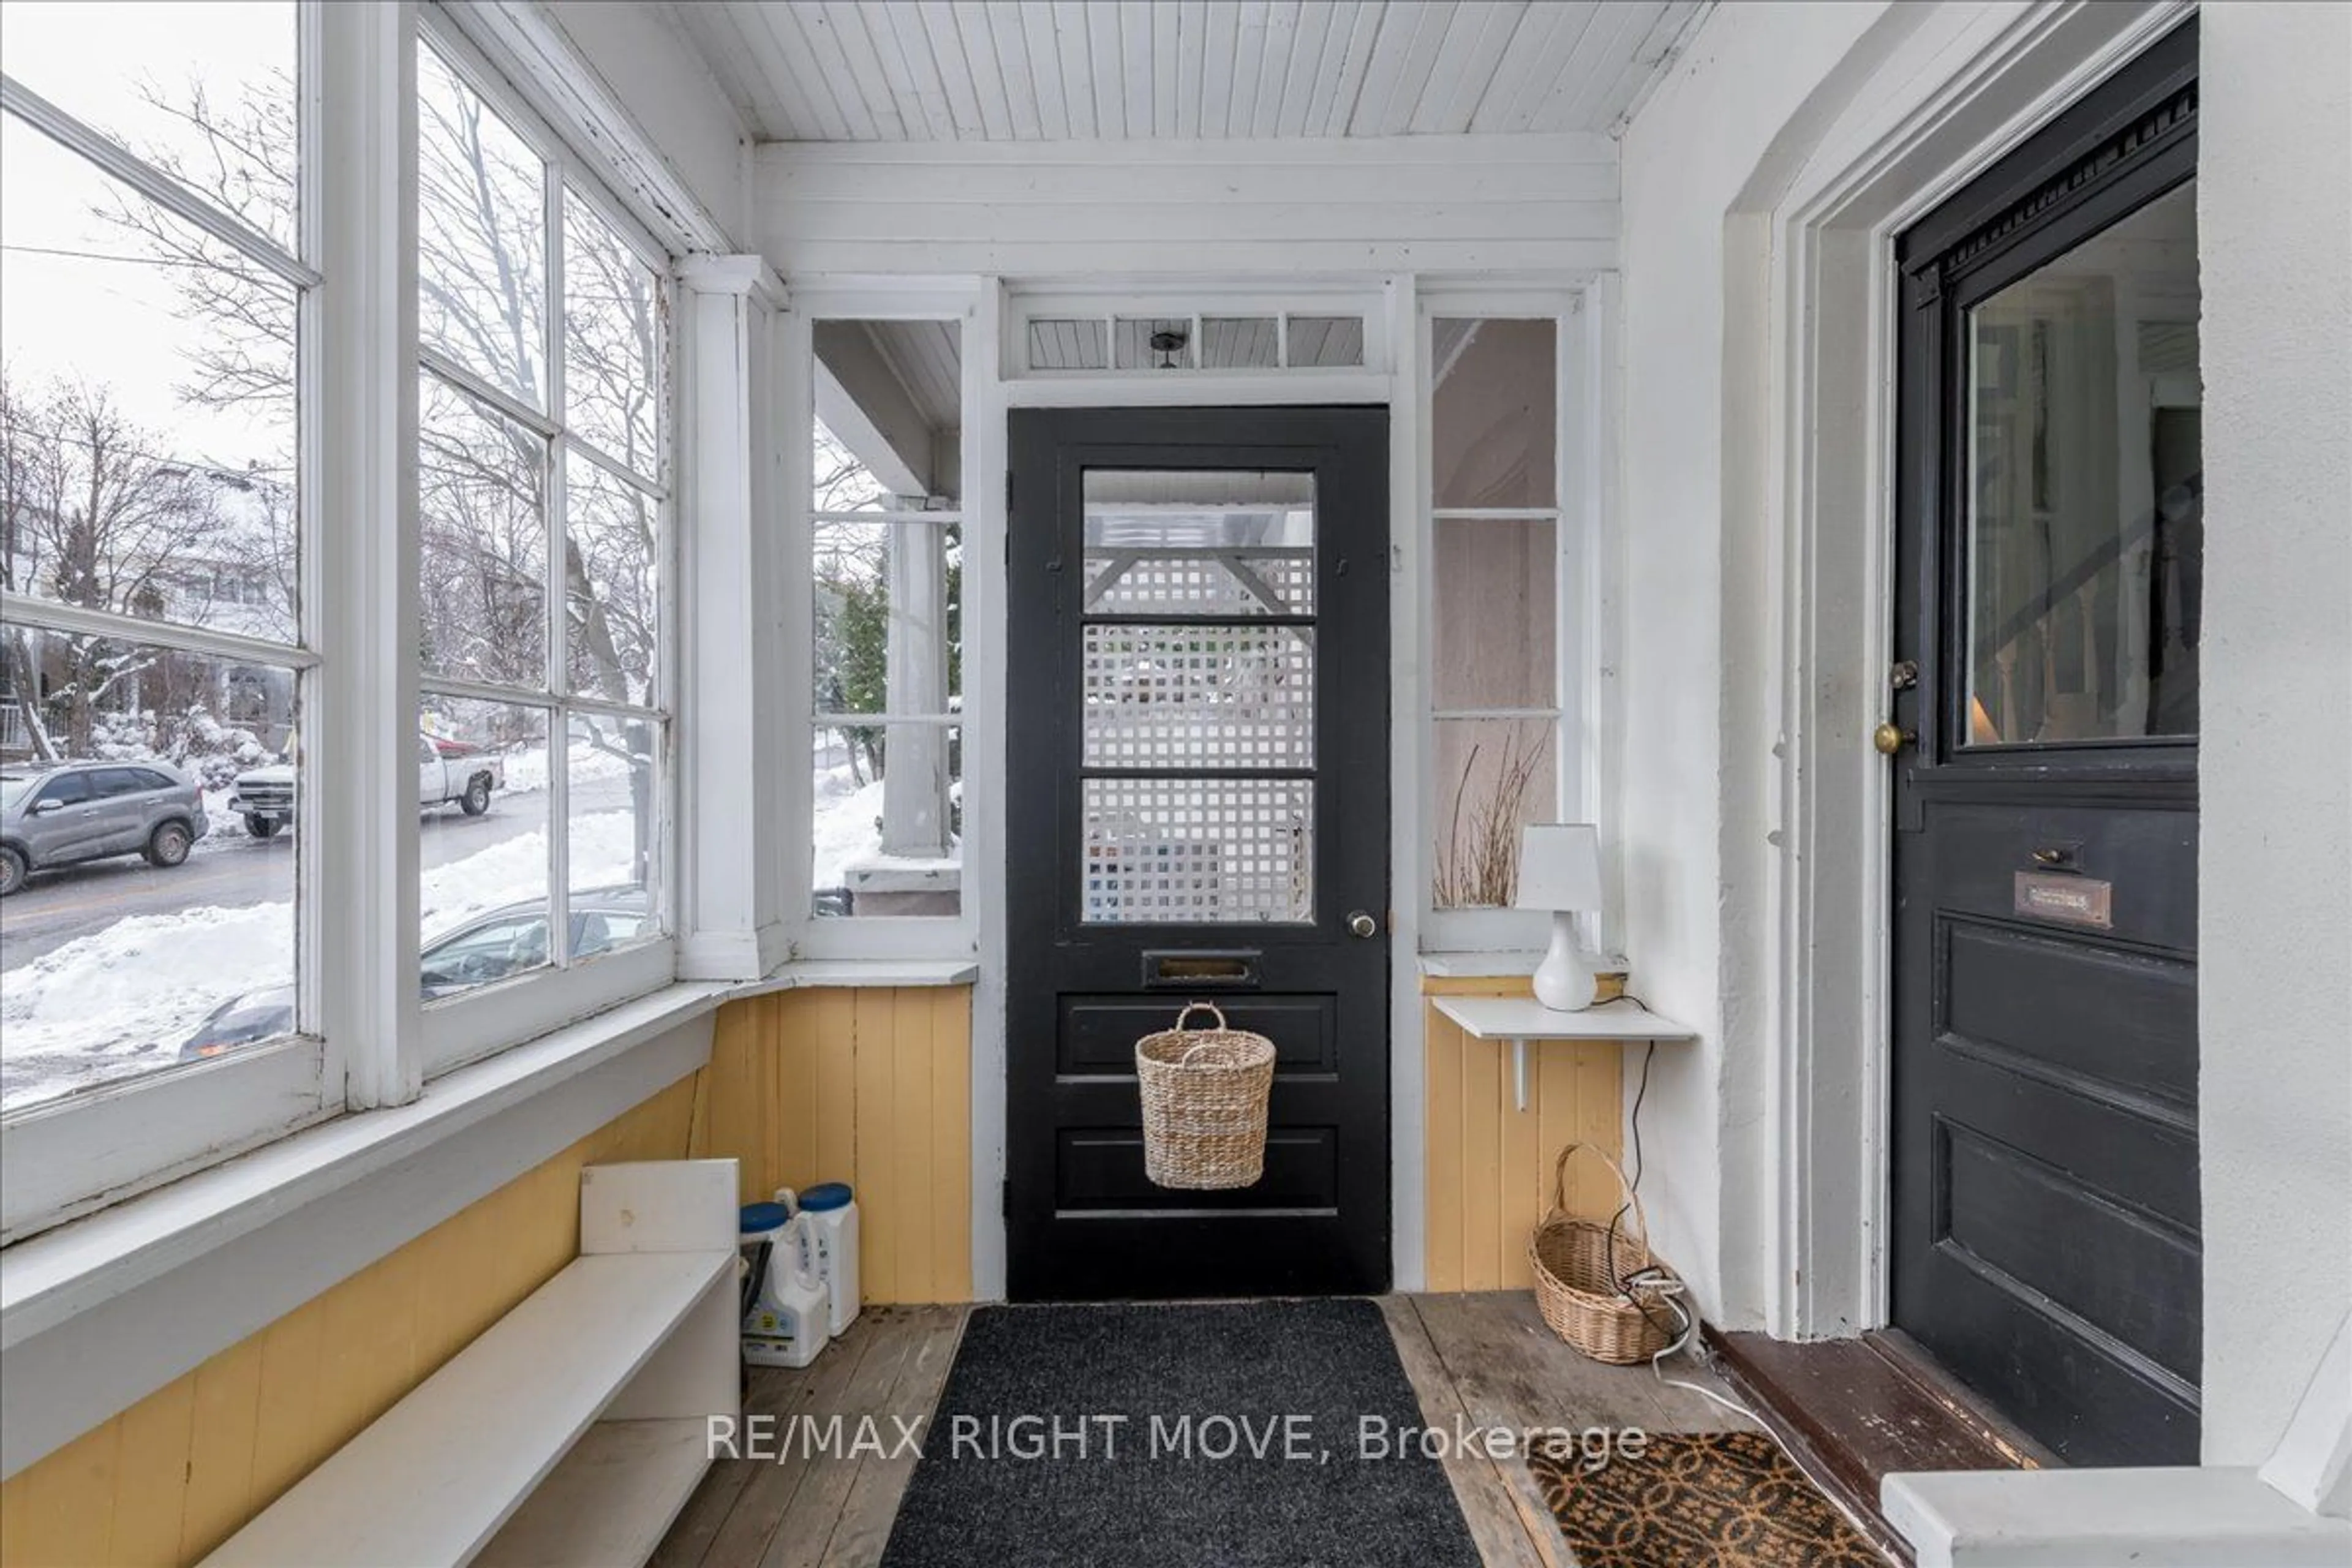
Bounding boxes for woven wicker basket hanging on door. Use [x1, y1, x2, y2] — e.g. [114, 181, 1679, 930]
[1135, 1003, 1276, 1189]
[1529, 1142, 1681, 1365]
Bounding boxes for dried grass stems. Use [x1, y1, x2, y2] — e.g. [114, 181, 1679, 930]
[1433, 720, 1555, 908]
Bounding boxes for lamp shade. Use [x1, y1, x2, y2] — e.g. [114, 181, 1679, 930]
[1515, 823, 1602, 912]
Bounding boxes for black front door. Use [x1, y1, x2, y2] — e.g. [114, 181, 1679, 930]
[1890, 21, 2201, 1467]
[1006, 405, 1390, 1301]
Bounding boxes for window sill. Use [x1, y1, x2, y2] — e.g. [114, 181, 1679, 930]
[0, 959, 981, 1479]
[0, 980, 725, 1480]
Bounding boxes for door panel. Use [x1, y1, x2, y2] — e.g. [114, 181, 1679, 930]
[1891, 19, 2201, 1468]
[1007, 406, 1390, 1301]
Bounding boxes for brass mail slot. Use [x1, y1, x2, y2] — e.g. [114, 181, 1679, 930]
[2014, 871, 2113, 930]
[1143, 951, 1260, 987]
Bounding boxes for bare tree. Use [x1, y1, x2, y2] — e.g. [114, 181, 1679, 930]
[102, 51, 672, 878]
[0, 377, 228, 756]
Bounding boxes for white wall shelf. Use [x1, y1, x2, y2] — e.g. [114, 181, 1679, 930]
[1431, 995, 1696, 1112]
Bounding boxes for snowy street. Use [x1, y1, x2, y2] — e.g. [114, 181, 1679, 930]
[0, 764, 641, 1108]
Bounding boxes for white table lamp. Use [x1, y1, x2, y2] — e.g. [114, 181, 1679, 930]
[1517, 824, 1604, 1011]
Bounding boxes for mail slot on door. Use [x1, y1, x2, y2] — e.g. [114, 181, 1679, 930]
[1141, 950, 1261, 988]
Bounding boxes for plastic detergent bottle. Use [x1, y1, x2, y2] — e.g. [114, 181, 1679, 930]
[794, 1183, 860, 1336]
[737, 1199, 827, 1370]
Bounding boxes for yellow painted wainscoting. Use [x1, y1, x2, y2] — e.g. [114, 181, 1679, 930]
[1423, 974, 1626, 1292]
[688, 986, 972, 1308]
[0, 1074, 699, 1568]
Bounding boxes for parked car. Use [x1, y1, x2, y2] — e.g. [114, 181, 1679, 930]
[0, 761, 209, 896]
[224, 732, 506, 839]
[178, 888, 653, 1058]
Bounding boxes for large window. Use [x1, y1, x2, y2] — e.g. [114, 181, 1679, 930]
[413, 34, 669, 1057]
[1423, 311, 1583, 948]
[1, 2, 314, 1114]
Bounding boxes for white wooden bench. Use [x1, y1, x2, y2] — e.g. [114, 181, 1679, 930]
[203, 1160, 741, 1568]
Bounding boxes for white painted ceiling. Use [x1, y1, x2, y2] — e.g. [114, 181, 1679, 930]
[660, 1, 1708, 143]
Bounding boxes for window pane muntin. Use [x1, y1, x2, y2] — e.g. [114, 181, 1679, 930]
[419, 370, 549, 693]
[561, 189, 663, 480]
[0, 1, 301, 255]
[1, 116, 301, 643]
[417, 40, 548, 412]
[0, 627, 300, 1112]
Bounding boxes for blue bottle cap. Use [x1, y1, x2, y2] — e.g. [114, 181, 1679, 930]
[799, 1182, 853, 1212]
[739, 1200, 791, 1233]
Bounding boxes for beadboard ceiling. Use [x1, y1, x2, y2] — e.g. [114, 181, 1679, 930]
[661, 1, 1708, 143]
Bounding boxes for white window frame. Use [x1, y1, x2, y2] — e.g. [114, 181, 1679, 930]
[785, 283, 985, 963]
[1417, 285, 1611, 955]
[0, 2, 699, 1242]
[0, 6, 335, 1240]
[1005, 287, 1391, 380]
[410, 13, 680, 1078]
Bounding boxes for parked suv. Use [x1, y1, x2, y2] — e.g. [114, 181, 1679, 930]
[0, 761, 209, 895]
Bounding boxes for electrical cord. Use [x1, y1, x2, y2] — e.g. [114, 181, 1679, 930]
[1596, 1010, 1753, 1423]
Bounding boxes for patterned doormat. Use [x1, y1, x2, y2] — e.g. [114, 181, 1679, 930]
[1529, 1430, 1886, 1567]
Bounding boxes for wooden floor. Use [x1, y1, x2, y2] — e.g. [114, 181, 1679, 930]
[652, 1292, 1755, 1568]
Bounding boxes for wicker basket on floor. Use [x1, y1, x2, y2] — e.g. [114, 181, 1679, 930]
[1136, 1002, 1276, 1190]
[1529, 1142, 1680, 1365]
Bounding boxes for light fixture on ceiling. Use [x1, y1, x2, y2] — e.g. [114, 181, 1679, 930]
[1149, 328, 1188, 371]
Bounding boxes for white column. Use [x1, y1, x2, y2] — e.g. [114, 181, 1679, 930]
[676, 254, 790, 979]
[317, 0, 420, 1107]
[880, 514, 950, 859]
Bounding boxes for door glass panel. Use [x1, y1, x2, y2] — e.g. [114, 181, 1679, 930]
[1080, 469, 1316, 925]
[1082, 778, 1313, 925]
[1083, 471, 1316, 617]
[1966, 181, 2201, 745]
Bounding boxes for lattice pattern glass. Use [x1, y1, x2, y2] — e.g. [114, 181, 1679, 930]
[1082, 551, 1315, 617]
[1082, 624, 1314, 769]
[1082, 779, 1314, 925]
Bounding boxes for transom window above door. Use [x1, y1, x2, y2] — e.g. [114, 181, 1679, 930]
[1008, 295, 1386, 378]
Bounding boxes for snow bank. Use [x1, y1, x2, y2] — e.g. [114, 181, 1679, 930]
[2, 810, 645, 1107]
[500, 739, 636, 797]
[0, 901, 293, 1066]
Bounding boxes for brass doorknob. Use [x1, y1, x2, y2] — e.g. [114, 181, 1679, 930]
[1347, 911, 1379, 939]
[1872, 722, 1915, 756]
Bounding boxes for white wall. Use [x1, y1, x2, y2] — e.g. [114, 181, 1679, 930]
[1614, 0, 1895, 1325]
[1621, 0, 2352, 1470]
[2193, 0, 2352, 1467]
[755, 134, 1617, 277]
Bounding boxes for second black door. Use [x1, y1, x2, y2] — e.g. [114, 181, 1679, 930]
[1006, 405, 1390, 1300]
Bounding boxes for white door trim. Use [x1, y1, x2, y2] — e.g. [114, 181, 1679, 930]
[1748, 0, 2197, 1340]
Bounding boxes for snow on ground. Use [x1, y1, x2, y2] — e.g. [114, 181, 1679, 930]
[0, 810, 642, 1107]
[813, 769, 886, 894]
[0, 901, 292, 1071]
[499, 739, 635, 797]
[416, 809, 637, 935]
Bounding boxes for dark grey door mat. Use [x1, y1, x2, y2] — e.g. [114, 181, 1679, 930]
[880, 1298, 1483, 1567]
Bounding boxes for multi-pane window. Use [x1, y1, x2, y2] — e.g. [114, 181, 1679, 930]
[0, 1, 312, 1112]
[809, 319, 962, 919]
[1427, 317, 1569, 918]
[414, 39, 668, 1006]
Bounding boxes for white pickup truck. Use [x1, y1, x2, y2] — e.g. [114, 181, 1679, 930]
[227, 733, 503, 837]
